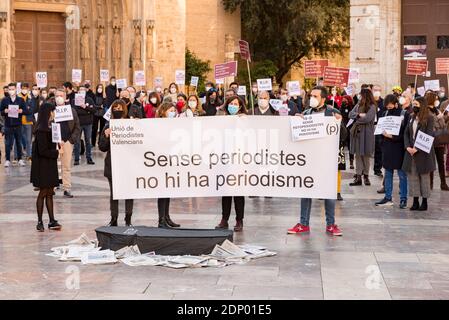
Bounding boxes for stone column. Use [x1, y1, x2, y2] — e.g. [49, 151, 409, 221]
[0, 11, 10, 84]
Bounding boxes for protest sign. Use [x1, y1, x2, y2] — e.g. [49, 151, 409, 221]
[75, 93, 85, 106]
[237, 86, 247, 96]
[116, 79, 127, 89]
[110, 116, 340, 200]
[290, 113, 327, 142]
[349, 68, 360, 84]
[269, 99, 284, 111]
[7, 105, 19, 118]
[436, 58, 449, 75]
[215, 78, 225, 85]
[304, 60, 329, 79]
[100, 69, 110, 82]
[175, 70, 186, 85]
[52, 123, 62, 143]
[424, 80, 440, 92]
[190, 76, 199, 87]
[239, 40, 251, 62]
[54, 105, 74, 123]
[103, 107, 112, 122]
[72, 69, 82, 83]
[36, 72, 48, 88]
[134, 70, 146, 86]
[154, 77, 163, 89]
[374, 116, 403, 136]
[417, 87, 426, 97]
[287, 81, 301, 96]
[414, 131, 434, 154]
[214, 61, 237, 79]
[406, 60, 428, 76]
[257, 79, 272, 91]
[323, 67, 350, 87]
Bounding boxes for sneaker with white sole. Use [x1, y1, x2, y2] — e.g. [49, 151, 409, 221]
[375, 198, 394, 207]
[18, 160, 26, 167]
[4, 160, 11, 168]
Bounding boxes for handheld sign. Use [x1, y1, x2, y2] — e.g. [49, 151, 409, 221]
[175, 70, 186, 85]
[154, 77, 163, 89]
[214, 61, 237, 79]
[75, 93, 85, 106]
[116, 79, 128, 89]
[417, 87, 426, 97]
[257, 79, 272, 91]
[406, 60, 428, 76]
[72, 69, 82, 83]
[51, 123, 62, 143]
[348, 68, 360, 84]
[424, 80, 440, 92]
[103, 107, 111, 122]
[100, 69, 110, 82]
[290, 113, 327, 142]
[304, 60, 329, 79]
[414, 131, 434, 154]
[36, 72, 48, 88]
[190, 76, 199, 87]
[436, 58, 449, 75]
[269, 99, 284, 111]
[287, 81, 301, 96]
[54, 105, 74, 123]
[374, 116, 403, 136]
[215, 78, 225, 85]
[323, 67, 350, 87]
[239, 40, 251, 62]
[134, 70, 146, 86]
[7, 105, 19, 118]
[237, 86, 247, 96]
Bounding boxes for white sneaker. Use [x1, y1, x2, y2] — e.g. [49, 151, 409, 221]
[4, 160, 11, 168]
[18, 160, 26, 167]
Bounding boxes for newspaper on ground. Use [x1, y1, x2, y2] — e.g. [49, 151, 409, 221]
[115, 245, 141, 259]
[81, 250, 117, 265]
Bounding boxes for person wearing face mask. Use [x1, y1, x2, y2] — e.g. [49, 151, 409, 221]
[23, 85, 41, 159]
[128, 91, 146, 119]
[73, 86, 95, 166]
[40, 89, 49, 102]
[374, 95, 409, 209]
[63, 82, 76, 105]
[105, 77, 119, 110]
[254, 91, 276, 115]
[215, 96, 247, 232]
[372, 85, 385, 177]
[438, 87, 448, 103]
[83, 82, 96, 102]
[287, 86, 343, 237]
[54, 89, 80, 198]
[403, 97, 435, 211]
[399, 92, 413, 114]
[18, 83, 32, 160]
[175, 93, 187, 114]
[99, 100, 135, 227]
[203, 88, 222, 116]
[180, 95, 205, 118]
[0, 83, 29, 168]
[119, 89, 132, 111]
[92, 84, 106, 148]
[425, 92, 449, 191]
[31, 103, 63, 232]
[349, 88, 376, 187]
[280, 88, 300, 115]
[168, 83, 179, 102]
[145, 92, 160, 119]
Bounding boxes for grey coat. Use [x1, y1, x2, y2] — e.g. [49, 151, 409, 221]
[349, 104, 376, 156]
[402, 115, 436, 175]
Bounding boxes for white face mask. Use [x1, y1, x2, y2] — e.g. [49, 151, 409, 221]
[258, 99, 269, 109]
[32, 90, 39, 96]
[205, 87, 212, 92]
[130, 93, 136, 99]
[150, 98, 158, 104]
[373, 91, 381, 98]
[170, 88, 177, 94]
[281, 95, 289, 102]
[42, 94, 48, 99]
[56, 96, 65, 106]
[111, 81, 116, 86]
[435, 100, 441, 108]
[188, 101, 197, 109]
[310, 97, 320, 109]
[8, 90, 16, 97]
[399, 97, 406, 105]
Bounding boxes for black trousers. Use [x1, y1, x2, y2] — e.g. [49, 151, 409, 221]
[374, 135, 383, 173]
[92, 115, 106, 147]
[435, 146, 448, 185]
[107, 177, 133, 218]
[157, 198, 170, 219]
[222, 197, 245, 221]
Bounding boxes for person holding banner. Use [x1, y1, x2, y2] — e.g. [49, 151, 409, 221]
[254, 91, 277, 116]
[215, 96, 248, 232]
[179, 95, 205, 118]
[425, 92, 449, 191]
[99, 100, 135, 227]
[375, 95, 409, 209]
[402, 97, 435, 212]
[203, 88, 222, 117]
[349, 89, 376, 187]
[31, 103, 62, 232]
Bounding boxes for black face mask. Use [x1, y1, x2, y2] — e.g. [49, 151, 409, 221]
[122, 98, 130, 104]
[413, 107, 420, 115]
[112, 111, 124, 119]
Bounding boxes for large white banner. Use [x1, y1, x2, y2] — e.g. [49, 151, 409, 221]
[110, 117, 340, 200]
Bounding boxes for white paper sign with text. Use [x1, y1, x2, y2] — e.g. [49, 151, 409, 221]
[374, 116, 403, 136]
[52, 123, 62, 143]
[257, 79, 273, 91]
[414, 131, 435, 154]
[290, 113, 328, 142]
[54, 105, 74, 123]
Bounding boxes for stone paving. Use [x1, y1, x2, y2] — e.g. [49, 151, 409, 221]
[1, 148, 449, 300]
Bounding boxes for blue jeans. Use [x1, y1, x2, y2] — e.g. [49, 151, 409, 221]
[21, 125, 33, 157]
[74, 124, 93, 161]
[300, 198, 336, 227]
[384, 169, 408, 202]
[5, 126, 22, 161]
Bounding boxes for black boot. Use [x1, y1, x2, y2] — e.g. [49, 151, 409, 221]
[337, 193, 343, 201]
[410, 198, 420, 211]
[419, 198, 428, 211]
[350, 175, 362, 186]
[166, 214, 180, 228]
[364, 175, 371, 186]
[125, 214, 133, 227]
[439, 171, 449, 191]
[158, 217, 170, 228]
[215, 219, 229, 230]
[108, 212, 118, 227]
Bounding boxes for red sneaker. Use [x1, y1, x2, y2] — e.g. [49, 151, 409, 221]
[287, 224, 310, 235]
[326, 225, 343, 236]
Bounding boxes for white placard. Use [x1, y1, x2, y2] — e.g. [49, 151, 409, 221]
[103, 108, 111, 122]
[54, 105, 74, 123]
[51, 123, 62, 143]
[417, 86, 426, 97]
[287, 81, 301, 96]
[116, 79, 127, 89]
[134, 70, 146, 86]
[424, 80, 440, 92]
[34, 113, 38, 122]
[7, 105, 19, 118]
[190, 76, 199, 87]
[36, 72, 48, 88]
[215, 78, 224, 85]
[74, 93, 85, 106]
[175, 70, 186, 85]
[154, 77, 163, 89]
[257, 79, 273, 91]
[100, 69, 110, 82]
[110, 116, 340, 200]
[290, 113, 327, 142]
[269, 99, 284, 111]
[414, 130, 435, 154]
[349, 68, 360, 84]
[344, 86, 354, 96]
[237, 86, 247, 96]
[445, 104, 449, 113]
[374, 116, 403, 136]
[72, 69, 82, 83]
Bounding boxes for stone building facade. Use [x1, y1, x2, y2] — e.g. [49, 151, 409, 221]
[0, 0, 241, 88]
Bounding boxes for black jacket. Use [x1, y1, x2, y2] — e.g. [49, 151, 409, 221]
[30, 130, 59, 188]
[381, 108, 409, 170]
[73, 96, 95, 126]
[129, 101, 145, 119]
[0, 96, 28, 127]
[105, 85, 118, 108]
[99, 125, 112, 179]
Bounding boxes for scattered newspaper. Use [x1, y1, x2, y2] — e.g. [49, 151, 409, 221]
[47, 234, 276, 268]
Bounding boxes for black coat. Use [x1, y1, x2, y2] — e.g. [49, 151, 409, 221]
[30, 130, 59, 188]
[105, 85, 118, 108]
[74, 96, 95, 126]
[381, 108, 409, 170]
[99, 125, 112, 179]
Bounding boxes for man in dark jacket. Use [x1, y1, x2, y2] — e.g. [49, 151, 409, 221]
[373, 85, 385, 177]
[73, 86, 95, 165]
[105, 77, 119, 109]
[0, 83, 29, 167]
